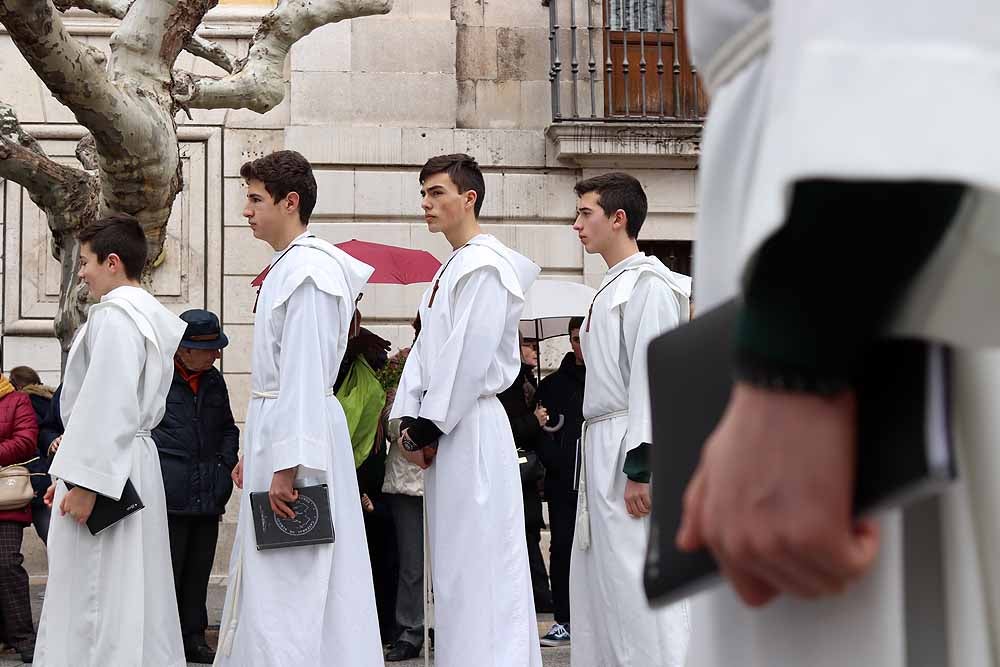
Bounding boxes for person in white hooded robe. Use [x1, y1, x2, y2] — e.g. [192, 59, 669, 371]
[37, 214, 188, 667]
[389, 153, 543, 666]
[569, 172, 691, 667]
[675, 2, 1000, 666]
[214, 150, 383, 666]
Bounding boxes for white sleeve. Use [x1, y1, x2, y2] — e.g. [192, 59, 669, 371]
[49, 307, 144, 500]
[418, 267, 509, 435]
[389, 340, 424, 420]
[621, 275, 682, 454]
[269, 279, 341, 475]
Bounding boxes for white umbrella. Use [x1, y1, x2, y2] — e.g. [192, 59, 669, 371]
[519, 279, 597, 341]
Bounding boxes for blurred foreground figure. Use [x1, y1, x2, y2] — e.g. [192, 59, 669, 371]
[678, 3, 1000, 666]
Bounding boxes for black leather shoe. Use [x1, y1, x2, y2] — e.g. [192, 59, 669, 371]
[385, 640, 421, 662]
[184, 643, 216, 664]
[19, 648, 33, 664]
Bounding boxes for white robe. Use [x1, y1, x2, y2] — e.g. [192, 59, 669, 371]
[389, 233, 542, 667]
[38, 286, 187, 667]
[687, 2, 1000, 665]
[571, 252, 691, 667]
[215, 232, 383, 667]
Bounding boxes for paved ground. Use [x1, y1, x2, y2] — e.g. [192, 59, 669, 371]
[0, 584, 570, 666]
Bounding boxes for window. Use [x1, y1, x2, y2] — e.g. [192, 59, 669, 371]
[608, 0, 666, 32]
[603, 0, 705, 119]
[639, 240, 693, 277]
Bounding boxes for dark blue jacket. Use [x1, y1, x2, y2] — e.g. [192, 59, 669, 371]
[26, 385, 59, 496]
[536, 353, 585, 497]
[152, 365, 240, 516]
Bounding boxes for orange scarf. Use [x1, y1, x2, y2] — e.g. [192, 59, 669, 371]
[174, 359, 204, 395]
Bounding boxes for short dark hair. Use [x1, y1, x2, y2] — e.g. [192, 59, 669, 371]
[77, 213, 148, 279]
[568, 316, 584, 334]
[240, 150, 318, 224]
[8, 366, 40, 390]
[574, 172, 648, 239]
[419, 153, 485, 218]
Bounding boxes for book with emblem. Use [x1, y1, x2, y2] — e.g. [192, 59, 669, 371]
[249, 484, 336, 550]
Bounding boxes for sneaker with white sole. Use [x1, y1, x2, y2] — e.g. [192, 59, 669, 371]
[540, 622, 570, 647]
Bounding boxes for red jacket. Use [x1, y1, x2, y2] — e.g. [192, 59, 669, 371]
[0, 392, 39, 524]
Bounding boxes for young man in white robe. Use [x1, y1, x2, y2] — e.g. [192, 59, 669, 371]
[215, 150, 383, 666]
[569, 172, 691, 667]
[676, 2, 1000, 666]
[388, 153, 543, 666]
[37, 214, 188, 666]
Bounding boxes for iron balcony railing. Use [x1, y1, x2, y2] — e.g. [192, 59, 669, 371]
[548, 0, 706, 123]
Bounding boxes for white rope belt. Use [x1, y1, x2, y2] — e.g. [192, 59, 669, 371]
[251, 387, 336, 399]
[575, 409, 629, 551]
[701, 11, 771, 96]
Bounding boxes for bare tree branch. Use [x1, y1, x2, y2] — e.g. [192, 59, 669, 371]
[75, 133, 99, 171]
[187, 34, 236, 73]
[53, 0, 237, 73]
[0, 101, 98, 351]
[0, 0, 121, 119]
[52, 0, 132, 15]
[175, 0, 393, 111]
[0, 103, 95, 214]
[109, 0, 219, 88]
[0, 102, 43, 156]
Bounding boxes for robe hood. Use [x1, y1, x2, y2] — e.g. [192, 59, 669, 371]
[291, 235, 375, 305]
[267, 235, 375, 323]
[465, 234, 540, 301]
[608, 253, 691, 316]
[100, 286, 188, 359]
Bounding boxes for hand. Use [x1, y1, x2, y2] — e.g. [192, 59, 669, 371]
[421, 446, 437, 468]
[348, 329, 391, 357]
[43, 484, 56, 508]
[398, 430, 437, 469]
[59, 486, 97, 525]
[624, 479, 651, 518]
[232, 457, 244, 489]
[534, 404, 549, 427]
[400, 444, 437, 469]
[47, 436, 62, 457]
[269, 467, 299, 519]
[361, 493, 375, 513]
[676, 382, 880, 608]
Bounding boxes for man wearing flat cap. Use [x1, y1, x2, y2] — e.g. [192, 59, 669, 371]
[152, 309, 240, 664]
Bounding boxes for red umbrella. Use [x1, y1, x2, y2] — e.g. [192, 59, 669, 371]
[335, 239, 441, 285]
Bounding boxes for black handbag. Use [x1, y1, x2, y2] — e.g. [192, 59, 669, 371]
[517, 448, 545, 484]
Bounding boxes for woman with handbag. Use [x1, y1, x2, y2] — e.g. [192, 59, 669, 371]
[498, 335, 554, 615]
[0, 372, 40, 663]
[8, 367, 55, 545]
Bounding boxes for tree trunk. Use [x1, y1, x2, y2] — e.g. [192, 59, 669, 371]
[0, 0, 394, 355]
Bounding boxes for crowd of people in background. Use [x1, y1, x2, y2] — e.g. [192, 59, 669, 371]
[0, 153, 679, 667]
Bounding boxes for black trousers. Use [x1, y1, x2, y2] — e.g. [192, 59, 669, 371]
[364, 495, 399, 643]
[0, 522, 34, 653]
[523, 485, 552, 610]
[547, 491, 577, 625]
[167, 515, 220, 643]
[387, 494, 424, 648]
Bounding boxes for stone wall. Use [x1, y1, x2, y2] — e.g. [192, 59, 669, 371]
[0, 0, 698, 581]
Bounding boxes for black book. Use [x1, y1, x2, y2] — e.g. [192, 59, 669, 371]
[249, 484, 335, 551]
[65, 478, 145, 536]
[643, 299, 956, 607]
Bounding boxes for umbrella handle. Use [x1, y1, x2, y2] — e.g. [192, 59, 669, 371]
[542, 414, 565, 433]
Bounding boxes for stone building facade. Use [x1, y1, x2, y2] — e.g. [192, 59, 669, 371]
[0, 0, 701, 579]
